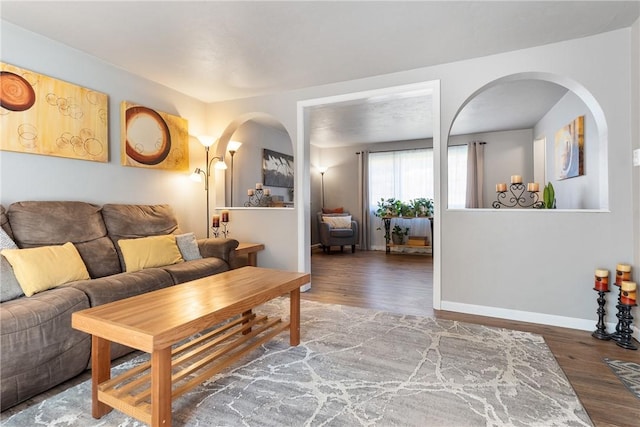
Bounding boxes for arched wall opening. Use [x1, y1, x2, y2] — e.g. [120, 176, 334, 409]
[213, 112, 294, 209]
[447, 72, 609, 211]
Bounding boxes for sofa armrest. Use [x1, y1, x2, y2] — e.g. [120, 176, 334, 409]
[197, 238, 239, 263]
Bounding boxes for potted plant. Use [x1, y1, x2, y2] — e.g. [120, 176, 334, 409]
[543, 182, 556, 209]
[374, 197, 403, 218]
[391, 225, 410, 245]
[410, 198, 434, 217]
[375, 198, 397, 218]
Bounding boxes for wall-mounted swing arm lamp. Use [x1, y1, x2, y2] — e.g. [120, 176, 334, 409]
[191, 140, 227, 237]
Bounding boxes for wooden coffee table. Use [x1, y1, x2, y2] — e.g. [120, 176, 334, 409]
[72, 266, 310, 427]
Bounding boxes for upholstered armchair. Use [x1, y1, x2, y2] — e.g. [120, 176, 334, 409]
[317, 212, 358, 253]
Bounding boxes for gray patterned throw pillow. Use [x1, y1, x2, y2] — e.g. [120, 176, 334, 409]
[0, 227, 24, 301]
[175, 232, 203, 261]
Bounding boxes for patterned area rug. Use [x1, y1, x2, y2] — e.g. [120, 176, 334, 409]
[1, 299, 592, 426]
[604, 358, 640, 399]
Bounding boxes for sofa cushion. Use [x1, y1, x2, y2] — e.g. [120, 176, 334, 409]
[67, 268, 174, 307]
[0, 286, 91, 411]
[330, 228, 355, 238]
[162, 257, 230, 284]
[0, 227, 23, 302]
[6, 201, 121, 278]
[0, 204, 13, 240]
[2, 242, 90, 297]
[101, 204, 180, 269]
[118, 235, 184, 272]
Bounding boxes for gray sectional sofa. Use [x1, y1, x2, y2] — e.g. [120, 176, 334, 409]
[0, 201, 239, 411]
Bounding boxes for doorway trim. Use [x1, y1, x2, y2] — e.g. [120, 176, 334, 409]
[296, 80, 442, 309]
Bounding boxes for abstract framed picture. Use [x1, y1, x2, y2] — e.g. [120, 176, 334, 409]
[263, 148, 294, 188]
[0, 62, 108, 162]
[555, 115, 584, 180]
[120, 101, 189, 171]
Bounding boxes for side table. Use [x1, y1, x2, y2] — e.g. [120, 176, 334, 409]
[235, 242, 265, 267]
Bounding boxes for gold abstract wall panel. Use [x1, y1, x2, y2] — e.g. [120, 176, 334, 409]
[120, 101, 189, 171]
[555, 115, 585, 180]
[0, 62, 108, 162]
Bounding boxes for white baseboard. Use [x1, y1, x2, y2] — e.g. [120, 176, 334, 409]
[441, 300, 639, 341]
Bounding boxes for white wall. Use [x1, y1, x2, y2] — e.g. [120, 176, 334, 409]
[632, 18, 640, 276]
[315, 129, 533, 229]
[449, 129, 534, 208]
[0, 22, 210, 238]
[2, 20, 637, 338]
[534, 91, 602, 209]
[311, 138, 431, 246]
[206, 28, 637, 338]
[223, 121, 293, 207]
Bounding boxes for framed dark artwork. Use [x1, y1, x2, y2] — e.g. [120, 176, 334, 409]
[263, 148, 294, 188]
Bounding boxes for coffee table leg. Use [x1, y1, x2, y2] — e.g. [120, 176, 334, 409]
[91, 336, 112, 418]
[290, 287, 300, 346]
[242, 309, 252, 335]
[151, 347, 172, 427]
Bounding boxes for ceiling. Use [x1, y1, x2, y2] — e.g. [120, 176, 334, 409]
[2, 1, 638, 147]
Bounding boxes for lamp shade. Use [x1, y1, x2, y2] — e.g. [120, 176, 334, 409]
[227, 140, 242, 152]
[190, 168, 203, 182]
[197, 136, 216, 147]
[214, 160, 228, 170]
[318, 166, 328, 174]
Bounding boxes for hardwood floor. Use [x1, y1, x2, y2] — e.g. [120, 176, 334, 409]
[305, 248, 640, 427]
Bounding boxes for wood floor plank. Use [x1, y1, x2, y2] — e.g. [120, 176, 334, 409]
[305, 249, 640, 427]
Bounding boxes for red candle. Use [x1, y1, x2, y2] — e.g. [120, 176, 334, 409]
[594, 269, 609, 292]
[221, 210, 229, 223]
[212, 215, 220, 228]
[615, 264, 631, 286]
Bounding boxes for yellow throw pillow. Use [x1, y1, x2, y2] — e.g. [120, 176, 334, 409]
[1, 242, 90, 297]
[118, 235, 184, 273]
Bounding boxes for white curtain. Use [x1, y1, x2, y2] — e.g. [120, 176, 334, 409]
[357, 151, 371, 250]
[465, 141, 485, 208]
[369, 149, 434, 203]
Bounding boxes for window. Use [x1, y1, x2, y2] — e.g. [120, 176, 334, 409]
[368, 147, 468, 209]
[369, 149, 434, 208]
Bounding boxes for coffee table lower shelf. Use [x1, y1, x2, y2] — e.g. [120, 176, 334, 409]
[96, 312, 287, 425]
